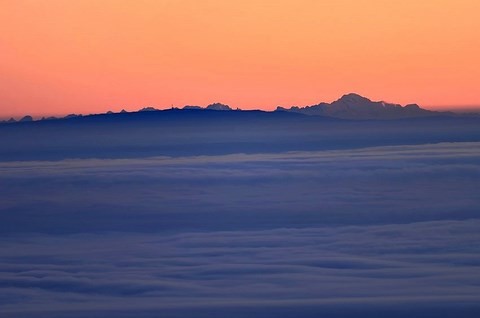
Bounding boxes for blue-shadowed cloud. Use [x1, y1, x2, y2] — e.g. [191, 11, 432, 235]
[1, 142, 480, 316]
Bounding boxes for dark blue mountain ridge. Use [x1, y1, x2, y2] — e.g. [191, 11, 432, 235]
[1, 107, 479, 162]
[276, 93, 455, 119]
[2, 93, 471, 124]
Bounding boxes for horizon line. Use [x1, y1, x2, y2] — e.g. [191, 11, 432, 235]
[2, 93, 480, 120]
[3, 104, 480, 122]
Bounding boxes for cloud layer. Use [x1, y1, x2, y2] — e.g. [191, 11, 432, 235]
[1, 141, 480, 316]
[2, 220, 480, 316]
[1, 142, 479, 234]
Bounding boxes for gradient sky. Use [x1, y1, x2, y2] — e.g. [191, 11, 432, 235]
[1, 0, 480, 118]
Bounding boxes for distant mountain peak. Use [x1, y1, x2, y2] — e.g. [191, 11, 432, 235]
[338, 93, 372, 103]
[276, 93, 444, 119]
[64, 114, 82, 119]
[206, 103, 232, 111]
[183, 105, 203, 110]
[139, 107, 159, 112]
[20, 115, 33, 122]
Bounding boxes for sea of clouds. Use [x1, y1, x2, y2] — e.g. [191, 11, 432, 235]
[1, 142, 480, 316]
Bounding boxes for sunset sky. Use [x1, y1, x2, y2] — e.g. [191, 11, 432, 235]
[1, 0, 480, 118]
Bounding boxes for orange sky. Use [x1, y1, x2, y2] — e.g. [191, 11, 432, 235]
[1, 0, 480, 118]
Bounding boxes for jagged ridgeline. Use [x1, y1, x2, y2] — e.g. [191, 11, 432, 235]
[276, 93, 452, 119]
[3, 94, 465, 124]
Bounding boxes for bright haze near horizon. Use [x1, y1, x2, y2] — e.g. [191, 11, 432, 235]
[1, 0, 480, 118]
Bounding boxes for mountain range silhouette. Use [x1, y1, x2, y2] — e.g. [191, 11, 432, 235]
[1, 93, 465, 124]
[276, 93, 452, 119]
